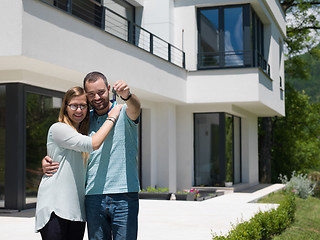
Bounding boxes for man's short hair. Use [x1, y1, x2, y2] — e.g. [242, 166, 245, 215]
[83, 71, 108, 90]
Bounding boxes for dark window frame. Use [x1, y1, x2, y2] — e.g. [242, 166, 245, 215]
[197, 4, 268, 73]
[193, 112, 242, 187]
[3, 83, 64, 210]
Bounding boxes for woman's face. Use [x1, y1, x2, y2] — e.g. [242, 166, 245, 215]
[66, 94, 88, 128]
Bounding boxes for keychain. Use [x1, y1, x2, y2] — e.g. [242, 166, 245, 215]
[112, 88, 118, 102]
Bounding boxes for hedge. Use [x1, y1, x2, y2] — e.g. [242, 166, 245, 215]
[212, 193, 296, 240]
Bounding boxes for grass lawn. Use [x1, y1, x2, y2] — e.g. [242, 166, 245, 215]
[258, 191, 320, 239]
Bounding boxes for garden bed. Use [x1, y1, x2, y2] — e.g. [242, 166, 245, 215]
[139, 188, 223, 201]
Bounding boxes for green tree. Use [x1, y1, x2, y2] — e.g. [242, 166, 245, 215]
[287, 44, 320, 102]
[259, 1, 320, 183]
[271, 82, 320, 181]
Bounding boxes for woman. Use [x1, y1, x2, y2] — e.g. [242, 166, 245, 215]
[35, 86, 121, 240]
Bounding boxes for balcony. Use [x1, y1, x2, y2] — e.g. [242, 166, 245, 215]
[39, 0, 185, 69]
[198, 50, 270, 76]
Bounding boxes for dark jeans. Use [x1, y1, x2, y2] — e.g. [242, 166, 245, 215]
[39, 212, 85, 240]
[85, 193, 139, 240]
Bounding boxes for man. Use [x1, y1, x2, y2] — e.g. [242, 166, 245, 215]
[43, 71, 141, 240]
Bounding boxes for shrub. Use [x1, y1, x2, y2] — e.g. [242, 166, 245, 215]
[140, 186, 169, 193]
[212, 193, 296, 240]
[279, 171, 315, 199]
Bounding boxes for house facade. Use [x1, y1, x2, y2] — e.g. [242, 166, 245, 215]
[0, 0, 285, 210]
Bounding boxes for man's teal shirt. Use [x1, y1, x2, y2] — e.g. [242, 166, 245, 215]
[85, 104, 140, 195]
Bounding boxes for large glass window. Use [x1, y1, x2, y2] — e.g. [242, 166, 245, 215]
[103, 0, 135, 41]
[194, 113, 241, 186]
[72, 0, 104, 28]
[198, 8, 219, 67]
[225, 114, 233, 183]
[0, 86, 5, 208]
[224, 7, 243, 66]
[194, 113, 220, 186]
[44, 0, 135, 42]
[234, 116, 241, 184]
[198, 4, 266, 71]
[25, 93, 61, 205]
[43, 0, 104, 28]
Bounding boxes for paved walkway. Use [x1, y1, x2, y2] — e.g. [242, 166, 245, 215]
[0, 184, 284, 240]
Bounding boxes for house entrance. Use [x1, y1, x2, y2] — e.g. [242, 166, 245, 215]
[194, 113, 241, 186]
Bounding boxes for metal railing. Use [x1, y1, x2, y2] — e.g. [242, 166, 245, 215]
[257, 52, 270, 76]
[198, 50, 270, 76]
[40, 0, 185, 69]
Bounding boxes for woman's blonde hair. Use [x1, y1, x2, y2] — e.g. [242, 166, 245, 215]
[58, 86, 90, 162]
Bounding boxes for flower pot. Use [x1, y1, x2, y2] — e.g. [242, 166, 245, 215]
[224, 182, 233, 187]
[174, 192, 196, 201]
[138, 192, 171, 200]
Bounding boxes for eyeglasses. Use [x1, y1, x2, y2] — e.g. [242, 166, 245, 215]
[68, 104, 88, 111]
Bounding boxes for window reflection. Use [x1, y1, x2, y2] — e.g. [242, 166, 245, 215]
[197, 5, 266, 70]
[225, 114, 233, 183]
[194, 113, 241, 186]
[224, 7, 243, 66]
[0, 86, 5, 208]
[72, 0, 104, 28]
[198, 9, 219, 67]
[233, 116, 241, 184]
[194, 113, 220, 186]
[26, 93, 61, 204]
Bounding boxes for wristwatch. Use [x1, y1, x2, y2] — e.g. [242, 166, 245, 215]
[120, 92, 132, 101]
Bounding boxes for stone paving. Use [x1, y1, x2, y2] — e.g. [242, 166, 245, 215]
[0, 184, 284, 240]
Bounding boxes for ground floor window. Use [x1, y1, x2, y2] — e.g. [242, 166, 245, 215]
[26, 92, 61, 205]
[1, 83, 63, 210]
[0, 85, 6, 207]
[194, 112, 241, 186]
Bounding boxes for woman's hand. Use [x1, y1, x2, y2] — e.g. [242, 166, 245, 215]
[108, 104, 123, 121]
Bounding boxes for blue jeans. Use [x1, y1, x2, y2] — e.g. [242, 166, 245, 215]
[85, 193, 139, 240]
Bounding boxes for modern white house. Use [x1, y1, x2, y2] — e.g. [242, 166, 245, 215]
[0, 0, 285, 210]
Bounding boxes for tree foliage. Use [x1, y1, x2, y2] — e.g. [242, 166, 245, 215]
[271, 82, 320, 181]
[279, 0, 320, 78]
[287, 44, 320, 102]
[280, 0, 320, 56]
[259, 1, 320, 183]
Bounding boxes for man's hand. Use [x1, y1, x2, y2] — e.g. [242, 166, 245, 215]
[42, 156, 59, 176]
[113, 80, 141, 121]
[113, 80, 130, 100]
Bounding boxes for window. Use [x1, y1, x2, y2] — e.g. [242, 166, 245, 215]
[104, 0, 134, 22]
[72, 0, 104, 28]
[194, 113, 241, 186]
[198, 8, 220, 67]
[103, 0, 135, 41]
[224, 7, 243, 66]
[197, 4, 267, 72]
[26, 93, 61, 205]
[0, 86, 5, 207]
[43, 0, 105, 28]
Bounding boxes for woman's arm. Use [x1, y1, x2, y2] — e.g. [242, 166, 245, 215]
[91, 104, 122, 150]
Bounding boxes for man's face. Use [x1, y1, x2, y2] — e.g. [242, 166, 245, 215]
[85, 78, 110, 114]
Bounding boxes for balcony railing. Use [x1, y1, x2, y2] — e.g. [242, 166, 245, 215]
[198, 50, 270, 76]
[39, 0, 185, 69]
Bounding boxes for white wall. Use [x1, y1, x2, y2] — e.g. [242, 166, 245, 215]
[15, 0, 187, 101]
[0, 0, 23, 56]
[140, 101, 177, 192]
[141, 0, 174, 43]
[0, 0, 286, 191]
[241, 114, 259, 185]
